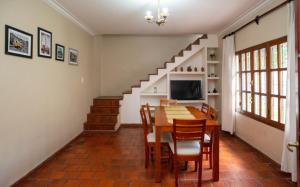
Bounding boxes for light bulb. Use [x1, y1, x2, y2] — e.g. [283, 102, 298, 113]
[160, 8, 169, 18]
[162, 8, 169, 14]
[145, 11, 153, 22]
[146, 11, 152, 16]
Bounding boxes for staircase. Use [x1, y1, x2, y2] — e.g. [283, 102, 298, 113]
[84, 34, 212, 131]
[84, 96, 122, 131]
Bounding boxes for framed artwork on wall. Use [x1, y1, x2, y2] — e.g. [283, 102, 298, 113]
[55, 44, 65, 61]
[69, 48, 78, 65]
[5, 25, 33, 58]
[38, 27, 52, 58]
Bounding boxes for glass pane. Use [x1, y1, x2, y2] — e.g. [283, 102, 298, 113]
[242, 73, 246, 91]
[281, 70, 287, 96]
[260, 48, 266, 70]
[254, 72, 259, 92]
[271, 71, 279, 95]
[254, 50, 259, 70]
[261, 72, 266, 94]
[246, 73, 251, 91]
[247, 93, 252, 112]
[242, 92, 246, 111]
[280, 98, 286, 124]
[255, 94, 260, 115]
[271, 45, 278, 69]
[241, 53, 246, 71]
[246, 52, 251, 71]
[280, 43, 288, 68]
[261, 96, 267, 118]
[271, 97, 279, 122]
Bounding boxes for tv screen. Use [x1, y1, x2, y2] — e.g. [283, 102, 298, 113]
[170, 80, 202, 100]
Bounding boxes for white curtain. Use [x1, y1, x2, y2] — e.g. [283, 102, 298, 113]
[221, 35, 236, 134]
[281, 1, 297, 182]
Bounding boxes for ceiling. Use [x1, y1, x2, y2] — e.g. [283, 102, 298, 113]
[54, 0, 265, 35]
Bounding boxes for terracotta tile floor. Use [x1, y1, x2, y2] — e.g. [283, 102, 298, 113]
[16, 128, 296, 187]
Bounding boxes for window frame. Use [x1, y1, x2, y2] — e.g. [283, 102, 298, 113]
[236, 36, 287, 131]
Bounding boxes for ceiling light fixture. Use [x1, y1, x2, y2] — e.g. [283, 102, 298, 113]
[144, 0, 169, 26]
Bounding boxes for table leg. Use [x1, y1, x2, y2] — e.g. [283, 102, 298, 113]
[212, 128, 220, 181]
[155, 126, 161, 182]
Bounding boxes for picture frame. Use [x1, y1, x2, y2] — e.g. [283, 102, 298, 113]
[69, 48, 79, 65]
[38, 27, 52, 58]
[5, 25, 33, 58]
[55, 44, 65, 61]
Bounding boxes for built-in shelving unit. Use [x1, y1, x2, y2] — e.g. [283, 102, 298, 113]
[207, 48, 220, 115]
[169, 71, 205, 75]
[140, 92, 168, 96]
[207, 77, 220, 80]
[139, 46, 220, 114]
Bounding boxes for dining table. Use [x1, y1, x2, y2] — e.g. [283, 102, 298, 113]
[154, 105, 220, 182]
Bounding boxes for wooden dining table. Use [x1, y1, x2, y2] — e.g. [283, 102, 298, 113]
[154, 106, 220, 182]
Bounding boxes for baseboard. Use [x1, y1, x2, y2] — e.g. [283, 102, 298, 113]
[11, 131, 83, 187]
[121, 123, 142, 128]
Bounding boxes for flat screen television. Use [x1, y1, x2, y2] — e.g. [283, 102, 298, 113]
[170, 80, 202, 100]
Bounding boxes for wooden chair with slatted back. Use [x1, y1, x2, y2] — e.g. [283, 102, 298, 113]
[169, 119, 206, 187]
[145, 103, 155, 130]
[140, 106, 170, 168]
[208, 107, 217, 120]
[200, 103, 210, 115]
[160, 99, 177, 106]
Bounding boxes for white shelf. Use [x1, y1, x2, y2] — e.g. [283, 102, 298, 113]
[208, 93, 220, 96]
[140, 92, 168, 96]
[169, 71, 205, 75]
[207, 61, 219, 64]
[177, 100, 206, 104]
[207, 77, 220, 80]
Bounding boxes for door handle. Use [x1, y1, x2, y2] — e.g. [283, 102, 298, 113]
[287, 142, 299, 152]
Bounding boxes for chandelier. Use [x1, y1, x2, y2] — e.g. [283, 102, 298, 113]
[144, 0, 169, 26]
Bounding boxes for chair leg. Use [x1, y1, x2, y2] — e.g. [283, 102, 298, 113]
[184, 161, 188, 170]
[194, 161, 198, 172]
[150, 147, 154, 162]
[145, 146, 149, 168]
[174, 158, 179, 187]
[197, 157, 203, 187]
[209, 149, 212, 169]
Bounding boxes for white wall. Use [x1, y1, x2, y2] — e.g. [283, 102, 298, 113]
[99, 35, 200, 96]
[222, 1, 287, 163]
[0, 0, 99, 186]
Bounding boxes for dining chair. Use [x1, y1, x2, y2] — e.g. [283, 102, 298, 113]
[208, 107, 217, 120]
[145, 103, 155, 130]
[140, 106, 170, 168]
[160, 99, 177, 106]
[200, 103, 210, 115]
[169, 119, 206, 187]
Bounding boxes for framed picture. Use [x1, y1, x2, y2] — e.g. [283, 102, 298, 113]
[55, 44, 65, 61]
[69, 48, 78, 65]
[5, 25, 33, 58]
[38, 27, 52, 58]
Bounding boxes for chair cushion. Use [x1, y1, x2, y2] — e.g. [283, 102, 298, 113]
[204, 134, 211, 143]
[169, 140, 201, 156]
[147, 132, 171, 143]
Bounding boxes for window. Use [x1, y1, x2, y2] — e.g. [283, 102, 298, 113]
[236, 36, 287, 130]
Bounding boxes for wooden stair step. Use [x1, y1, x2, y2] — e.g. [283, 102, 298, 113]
[84, 123, 115, 131]
[87, 114, 118, 123]
[90, 106, 119, 114]
[93, 99, 120, 107]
